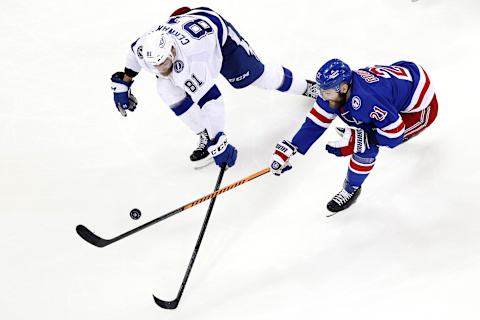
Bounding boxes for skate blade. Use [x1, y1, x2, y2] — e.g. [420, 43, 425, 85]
[192, 156, 214, 170]
[326, 211, 339, 218]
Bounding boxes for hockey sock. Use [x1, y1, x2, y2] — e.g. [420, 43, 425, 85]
[277, 67, 308, 95]
[345, 153, 376, 189]
[253, 64, 307, 95]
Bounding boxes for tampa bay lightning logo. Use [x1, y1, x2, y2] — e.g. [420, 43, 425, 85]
[158, 36, 166, 48]
[137, 46, 143, 59]
[352, 96, 361, 110]
[174, 60, 184, 73]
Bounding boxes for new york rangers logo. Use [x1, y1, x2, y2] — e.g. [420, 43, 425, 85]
[352, 96, 362, 110]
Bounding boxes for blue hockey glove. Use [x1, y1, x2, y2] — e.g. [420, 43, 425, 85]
[326, 127, 371, 157]
[111, 72, 137, 117]
[271, 140, 297, 176]
[207, 132, 238, 168]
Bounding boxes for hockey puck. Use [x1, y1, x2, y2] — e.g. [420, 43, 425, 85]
[130, 208, 142, 220]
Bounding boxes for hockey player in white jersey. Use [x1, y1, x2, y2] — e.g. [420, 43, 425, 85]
[111, 6, 318, 169]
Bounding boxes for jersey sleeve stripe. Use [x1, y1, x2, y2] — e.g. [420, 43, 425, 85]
[198, 85, 222, 107]
[377, 117, 405, 138]
[307, 110, 331, 128]
[403, 64, 435, 113]
[171, 95, 194, 116]
[409, 74, 435, 113]
[403, 63, 426, 112]
[314, 102, 336, 119]
[307, 102, 336, 128]
[378, 117, 403, 131]
[413, 68, 430, 109]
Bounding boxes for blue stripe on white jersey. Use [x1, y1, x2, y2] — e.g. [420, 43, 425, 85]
[198, 85, 222, 108]
[171, 95, 194, 116]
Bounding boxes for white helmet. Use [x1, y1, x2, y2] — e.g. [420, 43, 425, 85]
[143, 31, 175, 66]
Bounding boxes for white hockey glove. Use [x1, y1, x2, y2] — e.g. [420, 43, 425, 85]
[270, 140, 297, 176]
[326, 127, 370, 157]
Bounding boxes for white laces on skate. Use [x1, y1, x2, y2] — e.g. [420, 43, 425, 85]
[332, 189, 354, 206]
[196, 130, 209, 151]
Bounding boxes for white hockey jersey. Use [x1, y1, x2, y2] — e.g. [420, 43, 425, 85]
[125, 8, 228, 108]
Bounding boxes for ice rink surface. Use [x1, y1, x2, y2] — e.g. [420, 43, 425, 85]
[1, 0, 479, 319]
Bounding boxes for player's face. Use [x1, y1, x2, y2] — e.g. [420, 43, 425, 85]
[319, 88, 339, 101]
[153, 47, 176, 76]
[320, 83, 349, 109]
[154, 58, 173, 76]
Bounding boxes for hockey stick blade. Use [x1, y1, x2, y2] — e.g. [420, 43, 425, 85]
[76, 168, 270, 248]
[76, 225, 111, 248]
[153, 295, 179, 310]
[152, 165, 227, 310]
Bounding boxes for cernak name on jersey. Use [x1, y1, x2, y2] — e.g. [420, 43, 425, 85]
[156, 24, 191, 45]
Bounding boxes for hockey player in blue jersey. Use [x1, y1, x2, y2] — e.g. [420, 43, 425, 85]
[110, 7, 318, 169]
[270, 58, 438, 215]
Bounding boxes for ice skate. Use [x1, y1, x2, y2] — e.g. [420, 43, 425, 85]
[190, 129, 214, 169]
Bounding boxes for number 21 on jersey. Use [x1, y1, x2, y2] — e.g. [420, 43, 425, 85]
[368, 65, 412, 81]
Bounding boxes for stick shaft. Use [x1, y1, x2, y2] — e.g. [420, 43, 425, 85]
[76, 168, 270, 247]
[154, 165, 227, 309]
[184, 167, 270, 209]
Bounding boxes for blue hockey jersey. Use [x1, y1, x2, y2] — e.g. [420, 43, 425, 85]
[292, 61, 435, 154]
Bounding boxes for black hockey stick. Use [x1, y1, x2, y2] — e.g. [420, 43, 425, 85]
[76, 167, 270, 248]
[153, 164, 227, 309]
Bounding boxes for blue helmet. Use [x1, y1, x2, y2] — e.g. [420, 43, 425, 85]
[316, 58, 352, 91]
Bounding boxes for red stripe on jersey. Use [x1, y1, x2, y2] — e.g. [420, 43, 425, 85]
[383, 121, 405, 134]
[413, 68, 431, 110]
[349, 159, 374, 172]
[310, 108, 333, 124]
[274, 150, 289, 162]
